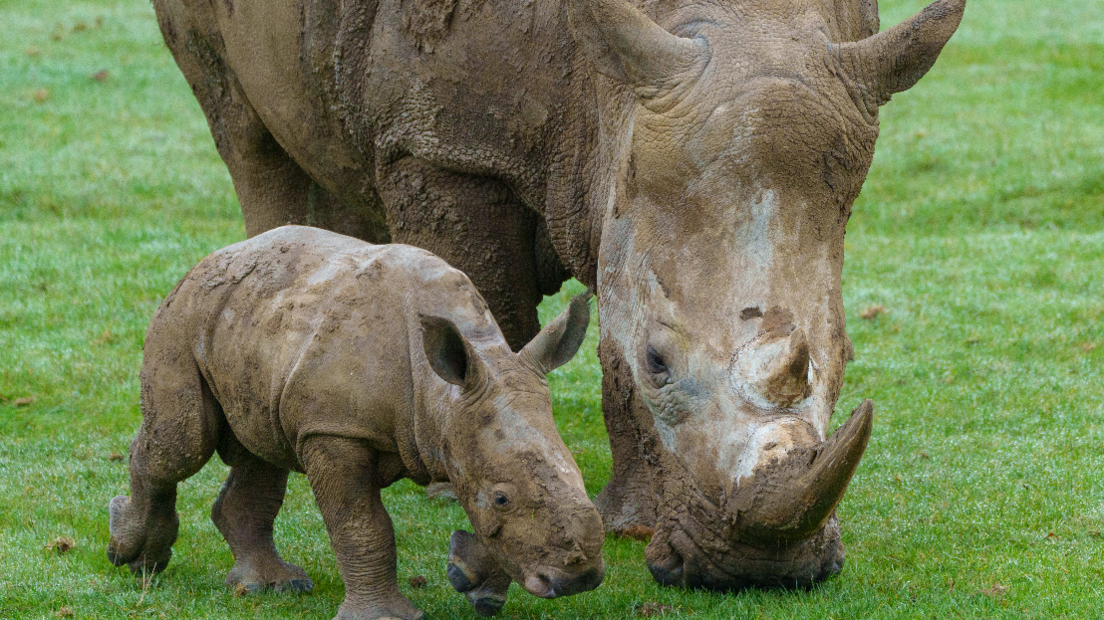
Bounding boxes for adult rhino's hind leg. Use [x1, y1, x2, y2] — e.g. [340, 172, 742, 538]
[107, 342, 218, 574]
[153, 0, 388, 242]
[210, 447, 312, 594]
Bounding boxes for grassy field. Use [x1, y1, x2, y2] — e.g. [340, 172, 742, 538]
[2, 0, 1103, 617]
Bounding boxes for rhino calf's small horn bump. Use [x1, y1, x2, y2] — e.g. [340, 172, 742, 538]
[731, 400, 874, 543]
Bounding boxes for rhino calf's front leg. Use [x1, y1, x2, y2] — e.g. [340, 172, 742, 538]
[301, 436, 423, 620]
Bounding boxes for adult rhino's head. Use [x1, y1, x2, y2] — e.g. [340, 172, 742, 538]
[422, 295, 604, 608]
[569, 0, 964, 590]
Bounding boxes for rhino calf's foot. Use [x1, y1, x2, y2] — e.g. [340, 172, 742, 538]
[211, 457, 312, 594]
[447, 530, 512, 617]
[106, 495, 177, 575]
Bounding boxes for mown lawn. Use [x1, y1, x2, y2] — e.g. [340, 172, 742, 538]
[2, 0, 1102, 618]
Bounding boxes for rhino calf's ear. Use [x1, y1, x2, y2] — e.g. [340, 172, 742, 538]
[421, 315, 472, 386]
[519, 293, 592, 376]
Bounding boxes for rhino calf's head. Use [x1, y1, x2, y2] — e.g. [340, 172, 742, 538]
[421, 294, 604, 602]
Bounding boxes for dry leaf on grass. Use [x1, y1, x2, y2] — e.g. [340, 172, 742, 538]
[407, 575, 427, 589]
[618, 525, 654, 541]
[860, 304, 886, 320]
[1081, 342, 1098, 353]
[978, 583, 1008, 597]
[14, 396, 37, 407]
[54, 608, 74, 619]
[109, 452, 124, 462]
[33, 89, 49, 103]
[47, 536, 76, 554]
[637, 602, 675, 617]
[92, 70, 108, 82]
[425, 481, 458, 502]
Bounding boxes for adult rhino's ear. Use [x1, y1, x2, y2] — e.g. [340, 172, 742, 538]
[830, 0, 965, 107]
[421, 315, 482, 387]
[519, 293, 592, 376]
[567, 0, 705, 89]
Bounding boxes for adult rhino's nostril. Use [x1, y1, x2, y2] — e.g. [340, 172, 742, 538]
[523, 572, 554, 598]
[523, 569, 556, 595]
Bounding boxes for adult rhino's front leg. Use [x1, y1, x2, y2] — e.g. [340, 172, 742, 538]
[594, 339, 660, 537]
[300, 436, 423, 620]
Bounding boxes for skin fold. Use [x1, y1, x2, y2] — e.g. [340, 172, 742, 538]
[106, 226, 604, 619]
[153, 0, 964, 588]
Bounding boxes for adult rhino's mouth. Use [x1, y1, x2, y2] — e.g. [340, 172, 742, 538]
[645, 511, 846, 590]
[644, 400, 872, 590]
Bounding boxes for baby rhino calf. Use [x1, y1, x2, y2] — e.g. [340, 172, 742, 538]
[107, 226, 604, 620]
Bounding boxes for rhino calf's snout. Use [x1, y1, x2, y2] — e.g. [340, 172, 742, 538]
[524, 560, 606, 598]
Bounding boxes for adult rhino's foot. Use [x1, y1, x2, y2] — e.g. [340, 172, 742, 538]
[594, 470, 657, 540]
[334, 595, 424, 620]
[447, 530, 511, 617]
[106, 495, 176, 575]
[226, 556, 313, 594]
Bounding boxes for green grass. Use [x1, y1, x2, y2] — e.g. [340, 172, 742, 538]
[2, 0, 1103, 617]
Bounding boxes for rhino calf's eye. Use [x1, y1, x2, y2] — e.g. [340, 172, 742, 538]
[493, 492, 510, 507]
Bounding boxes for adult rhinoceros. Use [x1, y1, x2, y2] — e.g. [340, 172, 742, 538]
[154, 0, 964, 590]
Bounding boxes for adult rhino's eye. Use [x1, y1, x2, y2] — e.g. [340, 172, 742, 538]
[493, 491, 510, 507]
[646, 345, 668, 377]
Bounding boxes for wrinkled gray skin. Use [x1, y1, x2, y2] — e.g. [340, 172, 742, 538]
[106, 226, 604, 619]
[154, 0, 964, 589]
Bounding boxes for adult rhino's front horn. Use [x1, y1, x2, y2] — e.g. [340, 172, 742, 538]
[726, 400, 874, 544]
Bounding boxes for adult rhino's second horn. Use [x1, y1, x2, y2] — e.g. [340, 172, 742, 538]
[729, 400, 874, 544]
[737, 328, 812, 408]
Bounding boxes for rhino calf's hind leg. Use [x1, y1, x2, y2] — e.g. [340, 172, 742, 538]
[211, 452, 313, 593]
[108, 360, 219, 574]
[301, 435, 423, 620]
